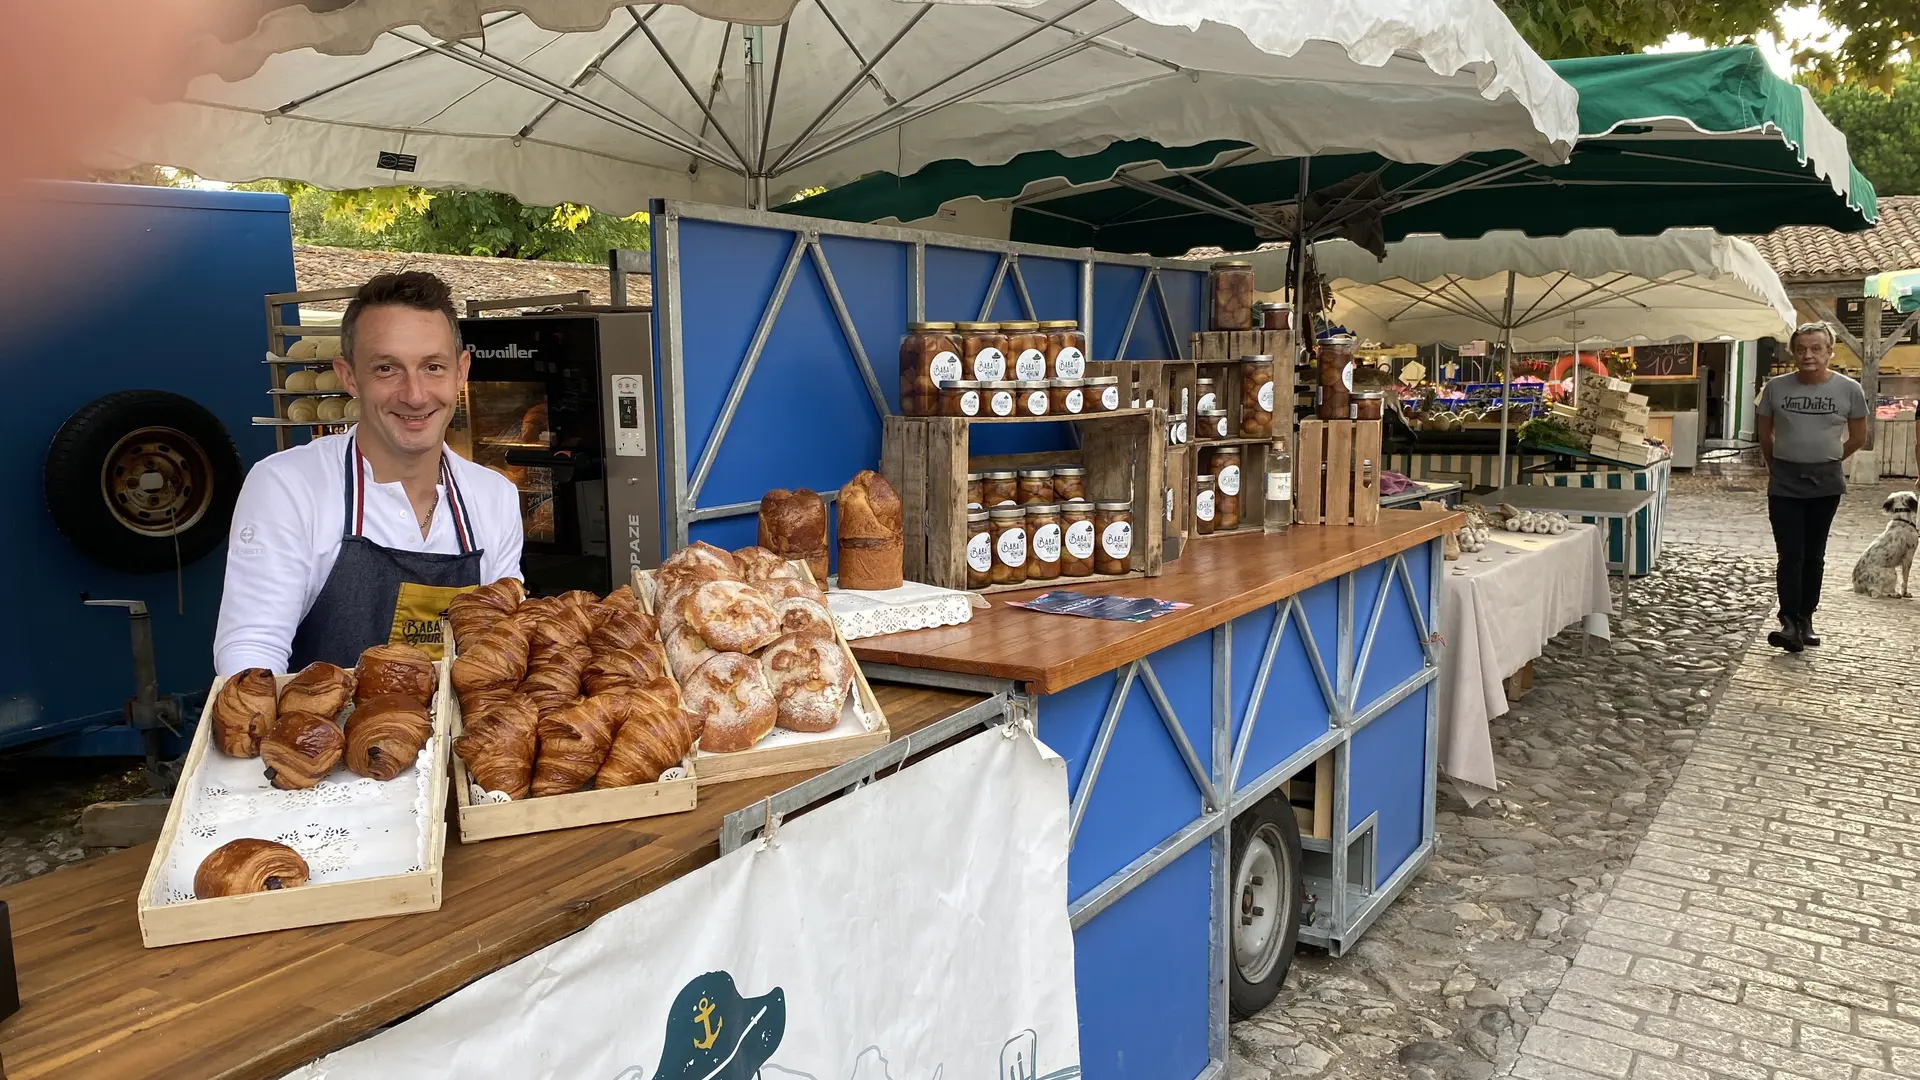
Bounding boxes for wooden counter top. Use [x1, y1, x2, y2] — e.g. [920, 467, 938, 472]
[0, 684, 985, 1080]
[853, 510, 1460, 694]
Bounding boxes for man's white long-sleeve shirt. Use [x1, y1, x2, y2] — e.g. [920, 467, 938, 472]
[213, 433, 524, 675]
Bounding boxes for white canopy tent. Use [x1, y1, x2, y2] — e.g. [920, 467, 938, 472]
[108, 0, 1578, 213]
[1236, 228, 1798, 477]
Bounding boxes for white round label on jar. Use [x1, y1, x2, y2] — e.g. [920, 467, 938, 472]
[1065, 520, 1095, 559]
[1026, 390, 1048, 416]
[1165, 488, 1174, 521]
[1015, 349, 1046, 380]
[1215, 415, 1229, 438]
[1175, 421, 1188, 444]
[1258, 382, 1274, 411]
[1219, 465, 1241, 496]
[930, 351, 962, 384]
[960, 390, 980, 416]
[1056, 347, 1085, 379]
[1033, 523, 1062, 561]
[990, 390, 1014, 416]
[967, 532, 992, 572]
[1342, 361, 1354, 391]
[1102, 520, 1133, 560]
[973, 348, 1007, 381]
[1065, 388, 1083, 413]
[1197, 391, 1217, 413]
[996, 528, 1027, 567]
[1102, 386, 1120, 411]
[1267, 471, 1292, 500]
[1196, 490, 1216, 521]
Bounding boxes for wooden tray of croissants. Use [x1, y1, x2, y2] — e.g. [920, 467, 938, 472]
[135, 645, 452, 947]
[635, 541, 890, 787]
[444, 579, 701, 842]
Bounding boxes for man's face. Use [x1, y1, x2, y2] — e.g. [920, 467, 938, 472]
[1791, 331, 1833, 376]
[335, 304, 468, 459]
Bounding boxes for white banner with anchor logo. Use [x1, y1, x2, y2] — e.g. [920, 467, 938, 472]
[282, 727, 1080, 1080]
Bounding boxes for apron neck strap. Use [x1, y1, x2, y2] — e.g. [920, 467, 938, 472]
[342, 434, 478, 554]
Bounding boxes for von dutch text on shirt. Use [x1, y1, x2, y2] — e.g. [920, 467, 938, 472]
[1777, 394, 1841, 415]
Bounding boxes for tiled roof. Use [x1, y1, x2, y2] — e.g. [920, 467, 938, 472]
[292, 245, 649, 311]
[1745, 196, 1920, 280]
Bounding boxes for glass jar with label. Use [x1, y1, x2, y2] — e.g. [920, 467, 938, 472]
[1204, 446, 1242, 529]
[1003, 321, 1048, 381]
[967, 472, 985, 510]
[1041, 320, 1087, 379]
[980, 381, 1020, 417]
[982, 470, 1018, 507]
[1317, 333, 1355, 420]
[1254, 301, 1291, 330]
[988, 507, 1028, 586]
[1084, 376, 1121, 412]
[1351, 391, 1384, 420]
[1052, 466, 1087, 504]
[1239, 354, 1275, 437]
[1195, 377, 1218, 415]
[1047, 379, 1086, 415]
[939, 380, 985, 417]
[1024, 503, 1062, 582]
[956, 322, 1009, 381]
[899, 322, 960, 416]
[966, 509, 992, 589]
[1094, 501, 1133, 575]
[1194, 474, 1218, 535]
[1017, 467, 1055, 506]
[1211, 261, 1255, 330]
[1060, 502, 1096, 576]
[1013, 380, 1050, 417]
[1196, 408, 1229, 440]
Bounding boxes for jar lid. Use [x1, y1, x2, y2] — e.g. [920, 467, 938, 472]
[1211, 260, 1252, 269]
[1061, 500, 1093, 512]
[1012, 380, 1050, 388]
[1196, 376, 1216, 384]
[1052, 466, 1086, 476]
[1001, 320, 1040, 331]
[983, 470, 1018, 479]
[1254, 301, 1290, 310]
[1018, 467, 1055, 478]
[979, 380, 1021, 389]
[1047, 379, 1085, 388]
[1023, 503, 1060, 514]
[955, 321, 1000, 331]
[966, 472, 985, 480]
[1321, 333, 1358, 346]
[939, 379, 984, 389]
[1198, 408, 1227, 417]
[1083, 375, 1119, 385]
[967, 509, 989, 522]
[1240, 354, 1274, 363]
[908, 321, 957, 331]
[1352, 390, 1386, 399]
[1196, 473, 1215, 481]
[988, 506, 1028, 519]
[1095, 501, 1134, 511]
[1038, 320, 1079, 330]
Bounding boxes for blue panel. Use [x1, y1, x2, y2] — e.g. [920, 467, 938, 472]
[1090, 263, 1149, 362]
[1018, 255, 1082, 320]
[1145, 631, 1214, 772]
[967, 418, 1076, 458]
[1403, 540, 1434, 625]
[0, 182, 294, 743]
[1074, 845, 1212, 1080]
[1356, 559, 1427, 710]
[1229, 605, 1334, 793]
[818, 234, 914, 415]
[1348, 689, 1430, 887]
[925, 246, 1001, 322]
[1161, 270, 1206, 352]
[1294, 578, 1341, 689]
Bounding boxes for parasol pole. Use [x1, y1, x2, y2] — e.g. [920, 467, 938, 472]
[1496, 270, 1516, 490]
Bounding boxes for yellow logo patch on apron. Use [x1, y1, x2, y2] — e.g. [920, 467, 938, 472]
[391, 582, 475, 660]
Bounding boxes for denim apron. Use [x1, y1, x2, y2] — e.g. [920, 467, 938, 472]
[287, 435, 484, 668]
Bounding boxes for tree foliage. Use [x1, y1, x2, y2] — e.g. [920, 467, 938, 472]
[1806, 68, 1920, 195]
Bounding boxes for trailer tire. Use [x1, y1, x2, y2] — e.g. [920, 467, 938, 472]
[1230, 794, 1304, 1019]
[43, 391, 244, 574]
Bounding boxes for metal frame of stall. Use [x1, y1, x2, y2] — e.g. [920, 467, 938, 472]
[648, 200, 1442, 1080]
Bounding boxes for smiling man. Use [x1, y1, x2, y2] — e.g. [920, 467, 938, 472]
[214, 272, 523, 674]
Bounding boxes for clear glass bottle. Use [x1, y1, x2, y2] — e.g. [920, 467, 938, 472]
[1265, 437, 1292, 534]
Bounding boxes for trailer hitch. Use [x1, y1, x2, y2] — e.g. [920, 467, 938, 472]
[83, 597, 184, 791]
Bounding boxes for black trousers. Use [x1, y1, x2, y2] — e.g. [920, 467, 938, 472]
[1768, 494, 1843, 620]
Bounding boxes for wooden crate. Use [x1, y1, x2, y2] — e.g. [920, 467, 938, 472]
[443, 624, 697, 843]
[884, 410, 1165, 592]
[136, 665, 452, 947]
[1086, 359, 1197, 417]
[1189, 330, 1293, 362]
[1502, 660, 1535, 702]
[1295, 419, 1382, 526]
[635, 563, 889, 787]
[1282, 753, 1335, 841]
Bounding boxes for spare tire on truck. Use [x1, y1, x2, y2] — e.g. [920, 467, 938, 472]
[44, 391, 244, 574]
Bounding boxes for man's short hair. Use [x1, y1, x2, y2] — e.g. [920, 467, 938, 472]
[1789, 322, 1836, 350]
[340, 271, 463, 365]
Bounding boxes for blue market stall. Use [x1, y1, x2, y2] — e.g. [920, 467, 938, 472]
[650, 200, 1452, 1080]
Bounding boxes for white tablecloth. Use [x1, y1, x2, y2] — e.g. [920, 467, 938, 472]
[1438, 523, 1612, 789]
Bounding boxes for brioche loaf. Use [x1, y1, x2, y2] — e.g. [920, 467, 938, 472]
[835, 471, 903, 591]
[757, 489, 829, 584]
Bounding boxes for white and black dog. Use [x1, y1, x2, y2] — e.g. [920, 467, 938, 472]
[1852, 491, 1920, 599]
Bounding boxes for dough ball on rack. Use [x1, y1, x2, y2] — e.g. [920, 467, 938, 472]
[283, 369, 318, 393]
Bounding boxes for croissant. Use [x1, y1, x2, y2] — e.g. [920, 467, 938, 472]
[355, 644, 436, 706]
[596, 691, 696, 788]
[524, 688, 584, 721]
[598, 584, 640, 616]
[454, 696, 537, 799]
[588, 607, 657, 654]
[212, 668, 279, 758]
[344, 695, 434, 781]
[448, 579, 524, 645]
[529, 603, 602, 660]
[193, 838, 310, 898]
[451, 617, 532, 696]
[260, 712, 345, 790]
[459, 687, 517, 723]
[583, 646, 671, 696]
[555, 589, 601, 610]
[522, 641, 591, 699]
[277, 662, 354, 722]
[531, 696, 619, 796]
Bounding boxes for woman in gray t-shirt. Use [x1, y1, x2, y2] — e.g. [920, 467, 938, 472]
[1754, 323, 1868, 651]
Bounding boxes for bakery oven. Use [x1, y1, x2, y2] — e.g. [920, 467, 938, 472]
[450, 310, 661, 596]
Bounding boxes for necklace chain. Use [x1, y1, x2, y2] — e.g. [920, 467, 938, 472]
[419, 489, 439, 534]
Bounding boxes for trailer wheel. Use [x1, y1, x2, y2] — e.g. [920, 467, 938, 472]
[1230, 794, 1304, 1019]
[43, 391, 243, 574]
